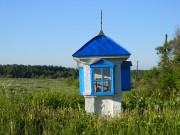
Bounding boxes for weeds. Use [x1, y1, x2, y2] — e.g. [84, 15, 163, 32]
[0, 78, 179, 134]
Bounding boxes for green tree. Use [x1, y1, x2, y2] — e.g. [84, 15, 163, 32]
[143, 28, 180, 97]
[171, 28, 180, 90]
[171, 28, 180, 57]
[155, 34, 176, 93]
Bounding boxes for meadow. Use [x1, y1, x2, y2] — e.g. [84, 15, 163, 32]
[0, 78, 179, 135]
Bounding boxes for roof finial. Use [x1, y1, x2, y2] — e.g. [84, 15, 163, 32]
[101, 10, 102, 30]
[99, 10, 104, 36]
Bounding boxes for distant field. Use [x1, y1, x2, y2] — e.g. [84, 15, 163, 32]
[0, 78, 70, 91]
[0, 78, 179, 134]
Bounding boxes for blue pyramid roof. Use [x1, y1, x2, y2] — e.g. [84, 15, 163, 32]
[72, 35, 131, 57]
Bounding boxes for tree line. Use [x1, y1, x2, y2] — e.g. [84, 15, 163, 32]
[0, 64, 78, 79]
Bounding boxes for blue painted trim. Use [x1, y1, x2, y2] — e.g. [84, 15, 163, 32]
[91, 59, 114, 68]
[101, 68, 104, 92]
[110, 68, 114, 94]
[91, 68, 94, 94]
[91, 92, 114, 96]
[79, 67, 84, 95]
[90, 60, 115, 96]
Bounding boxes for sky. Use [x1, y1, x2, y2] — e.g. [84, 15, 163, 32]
[0, 0, 180, 70]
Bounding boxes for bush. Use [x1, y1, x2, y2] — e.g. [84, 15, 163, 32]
[66, 77, 79, 88]
[141, 67, 159, 89]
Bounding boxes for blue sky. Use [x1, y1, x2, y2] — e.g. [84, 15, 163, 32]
[0, 0, 180, 69]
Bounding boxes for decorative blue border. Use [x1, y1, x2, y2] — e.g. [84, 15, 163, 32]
[90, 60, 114, 96]
[79, 67, 84, 95]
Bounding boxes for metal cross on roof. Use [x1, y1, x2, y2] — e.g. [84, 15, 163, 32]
[99, 10, 105, 36]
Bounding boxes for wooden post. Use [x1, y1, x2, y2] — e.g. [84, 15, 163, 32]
[165, 34, 168, 43]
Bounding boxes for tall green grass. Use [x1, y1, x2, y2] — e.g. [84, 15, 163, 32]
[0, 78, 179, 134]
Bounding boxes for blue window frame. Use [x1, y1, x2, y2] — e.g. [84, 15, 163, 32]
[91, 60, 114, 96]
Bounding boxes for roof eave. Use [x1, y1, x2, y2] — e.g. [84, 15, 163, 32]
[73, 55, 130, 59]
[73, 55, 130, 67]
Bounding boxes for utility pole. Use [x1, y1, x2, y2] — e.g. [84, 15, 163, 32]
[165, 34, 168, 43]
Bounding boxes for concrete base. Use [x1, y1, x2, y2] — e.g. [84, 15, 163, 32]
[85, 94, 122, 116]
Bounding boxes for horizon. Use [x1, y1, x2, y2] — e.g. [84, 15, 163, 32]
[0, 0, 180, 70]
[0, 63, 151, 71]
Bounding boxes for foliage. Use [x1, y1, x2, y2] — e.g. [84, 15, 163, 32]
[0, 64, 78, 79]
[66, 77, 79, 88]
[66, 69, 79, 88]
[142, 28, 180, 96]
[122, 87, 180, 135]
[131, 70, 148, 86]
[131, 70, 148, 80]
[0, 78, 180, 134]
[171, 28, 180, 56]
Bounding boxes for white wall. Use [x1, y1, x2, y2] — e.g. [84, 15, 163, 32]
[85, 94, 122, 116]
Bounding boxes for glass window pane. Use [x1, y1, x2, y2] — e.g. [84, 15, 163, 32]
[103, 68, 111, 80]
[94, 68, 102, 81]
[104, 81, 111, 92]
[94, 81, 102, 92]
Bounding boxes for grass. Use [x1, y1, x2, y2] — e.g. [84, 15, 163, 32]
[0, 78, 179, 134]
